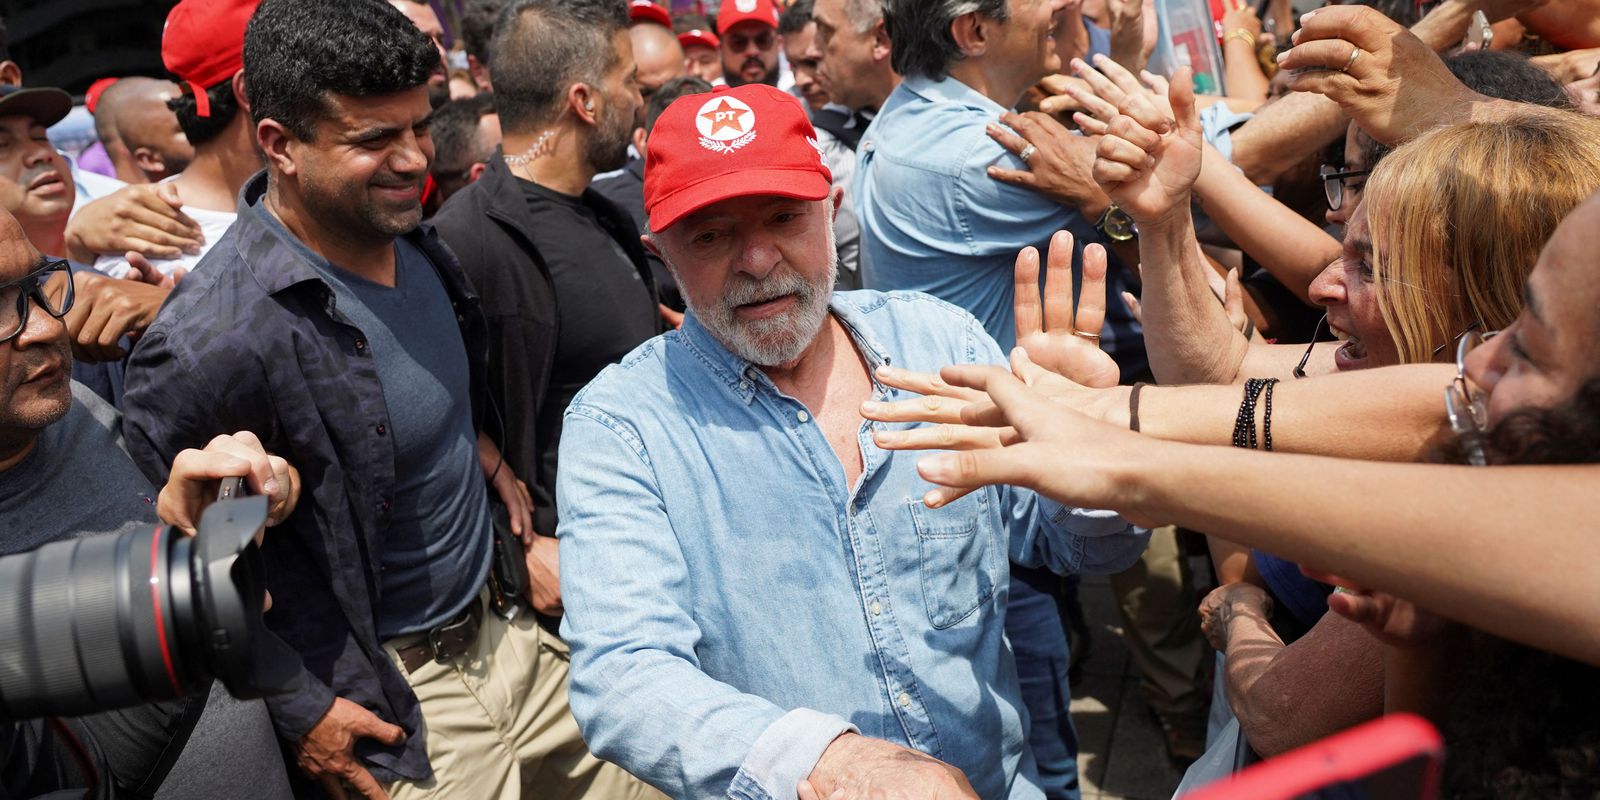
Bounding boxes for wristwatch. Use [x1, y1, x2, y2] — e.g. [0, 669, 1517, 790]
[1096, 203, 1138, 242]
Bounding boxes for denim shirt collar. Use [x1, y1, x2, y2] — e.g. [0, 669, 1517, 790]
[900, 73, 1014, 117]
[679, 295, 897, 405]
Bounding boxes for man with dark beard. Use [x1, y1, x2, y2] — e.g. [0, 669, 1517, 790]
[717, 0, 791, 90]
[431, 0, 661, 616]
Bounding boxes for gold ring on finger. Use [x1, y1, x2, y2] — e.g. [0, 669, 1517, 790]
[1072, 330, 1101, 342]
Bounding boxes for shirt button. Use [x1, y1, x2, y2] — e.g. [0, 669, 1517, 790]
[898, 692, 911, 708]
[739, 380, 751, 391]
[870, 599, 882, 616]
[796, 410, 810, 423]
[375, 423, 387, 436]
[354, 338, 367, 352]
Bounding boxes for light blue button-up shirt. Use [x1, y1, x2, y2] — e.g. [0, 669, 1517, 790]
[854, 73, 1147, 377]
[557, 290, 1149, 800]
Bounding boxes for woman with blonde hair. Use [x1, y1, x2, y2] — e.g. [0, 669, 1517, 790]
[864, 67, 1600, 769]
[1361, 113, 1600, 366]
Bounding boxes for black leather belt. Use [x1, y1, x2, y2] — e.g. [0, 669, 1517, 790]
[395, 596, 484, 673]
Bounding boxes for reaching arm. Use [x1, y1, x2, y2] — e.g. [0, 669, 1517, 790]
[900, 369, 1600, 666]
[1230, 0, 1501, 182]
[1203, 587, 1385, 757]
[1193, 143, 1341, 303]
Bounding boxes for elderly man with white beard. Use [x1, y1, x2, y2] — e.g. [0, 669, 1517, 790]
[554, 82, 1149, 800]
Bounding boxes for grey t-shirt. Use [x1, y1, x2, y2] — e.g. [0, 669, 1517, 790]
[0, 382, 291, 799]
[308, 239, 494, 640]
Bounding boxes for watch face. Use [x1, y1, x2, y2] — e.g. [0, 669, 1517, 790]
[1103, 209, 1136, 242]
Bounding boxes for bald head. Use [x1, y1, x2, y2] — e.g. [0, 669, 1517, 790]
[631, 22, 686, 98]
[100, 77, 194, 182]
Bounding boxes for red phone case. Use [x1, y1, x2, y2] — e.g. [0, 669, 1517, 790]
[1181, 713, 1445, 800]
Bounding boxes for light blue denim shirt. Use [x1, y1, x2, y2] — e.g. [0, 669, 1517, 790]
[854, 74, 1147, 377]
[557, 290, 1149, 800]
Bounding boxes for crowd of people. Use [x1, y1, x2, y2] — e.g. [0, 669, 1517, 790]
[1, 0, 1597, 797]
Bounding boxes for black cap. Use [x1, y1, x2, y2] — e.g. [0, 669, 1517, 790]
[0, 86, 74, 128]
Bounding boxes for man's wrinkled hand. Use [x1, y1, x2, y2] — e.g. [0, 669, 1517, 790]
[295, 697, 405, 800]
[1197, 582, 1272, 652]
[524, 535, 562, 615]
[801, 733, 978, 800]
[1081, 58, 1203, 227]
[65, 182, 203, 265]
[159, 431, 300, 538]
[986, 112, 1108, 214]
[1278, 5, 1481, 144]
[64, 270, 169, 362]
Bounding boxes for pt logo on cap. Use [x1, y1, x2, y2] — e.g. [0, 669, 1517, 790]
[735, 0, 757, 11]
[696, 96, 757, 154]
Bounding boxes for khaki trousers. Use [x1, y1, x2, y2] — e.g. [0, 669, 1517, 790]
[382, 605, 661, 800]
[1108, 526, 1210, 722]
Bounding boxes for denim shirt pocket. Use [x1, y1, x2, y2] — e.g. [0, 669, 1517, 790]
[909, 493, 997, 629]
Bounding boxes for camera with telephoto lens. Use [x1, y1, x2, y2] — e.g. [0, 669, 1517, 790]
[0, 489, 290, 721]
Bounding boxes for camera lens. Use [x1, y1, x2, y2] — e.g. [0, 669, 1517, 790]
[0, 496, 271, 722]
[0, 527, 195, 720]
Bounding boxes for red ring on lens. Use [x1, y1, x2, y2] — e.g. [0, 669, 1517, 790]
[149, 526, 182, 695]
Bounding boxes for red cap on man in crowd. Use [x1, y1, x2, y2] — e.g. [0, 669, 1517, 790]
[644, 84, 832, 232]
[629, 0, 673, 28]
[162, 0, 260, 118]
[716, 0, 780, 35]
[678, 28, 721, 50]
[85, 77, 120, 116]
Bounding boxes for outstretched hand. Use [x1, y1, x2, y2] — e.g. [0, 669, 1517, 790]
[1079, 58, 1203, 226]
[1014, 230, 1121, 389]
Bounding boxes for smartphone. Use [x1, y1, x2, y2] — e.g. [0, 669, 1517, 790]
[1181, 714, 1445, 800]
[1466, 10, 1493, 50]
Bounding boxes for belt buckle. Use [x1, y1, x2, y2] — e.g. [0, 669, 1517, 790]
[425, 605, 475, 664]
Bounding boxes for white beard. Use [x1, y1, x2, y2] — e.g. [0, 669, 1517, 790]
[669, 207, 840, 367]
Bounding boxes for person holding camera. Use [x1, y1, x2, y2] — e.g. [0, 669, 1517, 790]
[0, 203, 297, 798]
[121, 3, 645, 799]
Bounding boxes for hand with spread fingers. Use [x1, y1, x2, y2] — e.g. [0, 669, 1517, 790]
[1084, 59, 1204, 228]
[1012, 230, 1122, 388]
[906, 366, 1156, 524]
[1276, 5, 1482, 144]
[985, 112, 1108, 213]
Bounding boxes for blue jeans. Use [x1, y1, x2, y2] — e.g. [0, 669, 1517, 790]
[1008, 565, 1080, 800]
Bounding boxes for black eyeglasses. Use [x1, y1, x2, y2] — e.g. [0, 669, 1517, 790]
[0, 259, 74, 344]
[1318, 164, 1370, 212]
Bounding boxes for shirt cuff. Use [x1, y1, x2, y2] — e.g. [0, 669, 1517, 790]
[1044, 499, 1136, 538]
[728, 708, 858, 800]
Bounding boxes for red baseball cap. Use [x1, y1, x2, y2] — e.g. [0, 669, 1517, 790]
[716, 0, 780, 35]
[644, 83, 832, 232]
[678, 28, 720, 50]
[84, 77, 119, 116]
[162, 0, 260, 117]
[629, 0, 673, 28]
